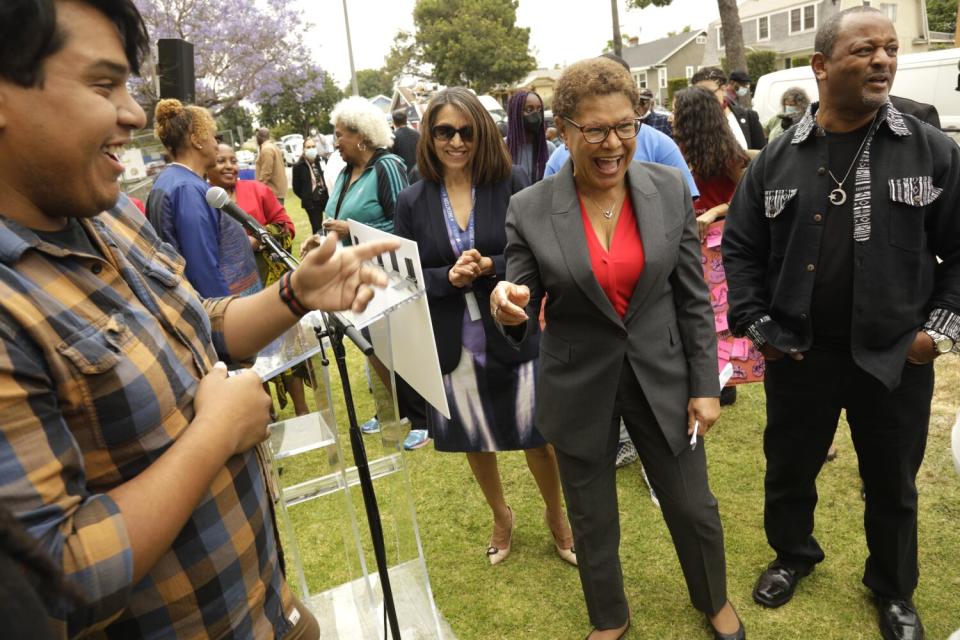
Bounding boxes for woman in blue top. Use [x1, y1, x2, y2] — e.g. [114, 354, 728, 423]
[322, 97, 409, 244]
[394, 88, 575, 568]
[146, 99, 260, 298]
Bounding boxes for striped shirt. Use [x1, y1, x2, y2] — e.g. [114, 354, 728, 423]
[0, 196, 294, 638]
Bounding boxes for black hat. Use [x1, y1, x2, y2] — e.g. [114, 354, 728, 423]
[730, 70, 751, 84]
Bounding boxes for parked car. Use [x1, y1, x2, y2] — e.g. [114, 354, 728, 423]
[235, 149, 256, 168]
[280, 133, 303, 166]
[478, 95, 506, 124]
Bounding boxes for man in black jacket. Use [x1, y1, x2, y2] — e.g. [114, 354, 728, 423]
[391, 109, 420, 178]
[723, 7, 959, 640]
[691, 67, 766, 150]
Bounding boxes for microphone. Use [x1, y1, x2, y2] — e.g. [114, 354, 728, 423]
[205, 186, 266, 237]
[205, 187, 372, 353]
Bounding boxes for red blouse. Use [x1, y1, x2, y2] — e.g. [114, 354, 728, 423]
[234, 180, 296, 238]
[579, 195, 645, 318]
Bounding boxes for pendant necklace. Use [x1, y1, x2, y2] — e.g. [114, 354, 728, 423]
[826, 113, 877, 206]
[584, 193, 620, 219]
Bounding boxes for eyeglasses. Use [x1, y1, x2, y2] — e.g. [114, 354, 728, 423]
[431, 124, 474, 142]
[561, 117, 641, 144]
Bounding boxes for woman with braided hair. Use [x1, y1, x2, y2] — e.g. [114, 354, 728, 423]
[505, 90, 554, 185]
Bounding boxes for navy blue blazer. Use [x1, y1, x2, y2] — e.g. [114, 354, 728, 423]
[394, 167, 539, 374]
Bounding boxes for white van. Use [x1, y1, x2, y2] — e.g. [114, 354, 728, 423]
[477, 94, 507, 124]
[279, 133, 304, 167]
[753, 48, 960, 131]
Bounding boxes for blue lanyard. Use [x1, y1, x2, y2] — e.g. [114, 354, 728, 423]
[439, 183, 476, 255]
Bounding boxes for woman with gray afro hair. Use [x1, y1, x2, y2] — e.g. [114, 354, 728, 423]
[322, 96, 408, 245]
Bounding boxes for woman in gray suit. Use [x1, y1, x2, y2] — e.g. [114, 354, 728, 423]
[491, 57, 744, 640]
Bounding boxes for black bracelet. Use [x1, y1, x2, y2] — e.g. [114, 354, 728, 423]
[279, 271, 309, 317]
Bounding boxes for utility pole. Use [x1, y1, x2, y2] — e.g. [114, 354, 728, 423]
[342, 0, 360, 96]
[611, 0, 622, 57]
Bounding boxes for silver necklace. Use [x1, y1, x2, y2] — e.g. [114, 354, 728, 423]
[826, 113, 878, 206]
[584, 194, 620, 219]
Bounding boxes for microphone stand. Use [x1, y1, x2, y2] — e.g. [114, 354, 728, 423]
[257, 229, 402, 639]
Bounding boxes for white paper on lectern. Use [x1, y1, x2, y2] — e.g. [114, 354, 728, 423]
[344, 221, 450, 419]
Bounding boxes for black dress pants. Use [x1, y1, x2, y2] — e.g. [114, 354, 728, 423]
[554, 363, 728, 629]
[762, 348, 933, 599]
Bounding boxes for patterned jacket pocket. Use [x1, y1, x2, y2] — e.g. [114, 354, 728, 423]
[888, 176, 942, 207]
[764, 189, 798, 219]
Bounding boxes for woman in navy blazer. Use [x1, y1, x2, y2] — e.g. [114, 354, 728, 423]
[394, 88, 575, 568]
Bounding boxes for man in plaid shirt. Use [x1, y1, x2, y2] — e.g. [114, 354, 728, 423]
[0, 1, 397, 637]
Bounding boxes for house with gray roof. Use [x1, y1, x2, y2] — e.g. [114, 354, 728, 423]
[621, 30, 709, 105]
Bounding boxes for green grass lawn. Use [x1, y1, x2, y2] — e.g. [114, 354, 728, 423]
[278, 191, 960, 639]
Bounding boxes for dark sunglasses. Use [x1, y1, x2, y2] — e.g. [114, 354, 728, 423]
[431, 124, 474, 142]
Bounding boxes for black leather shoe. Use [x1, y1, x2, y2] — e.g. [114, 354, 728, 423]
[584, 620, 630, 640]
[752, 560, 812, 608]
[708, 617, 745, 640]
[877, 598, 924, 640]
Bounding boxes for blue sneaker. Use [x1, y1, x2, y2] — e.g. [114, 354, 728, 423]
[360, 417, 380, 434]
[403, 429, 430, 450]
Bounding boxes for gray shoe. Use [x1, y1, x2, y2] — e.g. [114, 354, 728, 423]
[615, 440, 638, 468]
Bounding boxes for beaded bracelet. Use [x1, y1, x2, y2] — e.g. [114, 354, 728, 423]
[279, 271, 309, 317]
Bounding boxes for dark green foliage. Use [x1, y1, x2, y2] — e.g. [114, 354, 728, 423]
[412, 0, 536, 94]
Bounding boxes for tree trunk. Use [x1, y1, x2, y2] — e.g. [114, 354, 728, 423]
[955, 0, 960, 47]
[717, 0, 747, 76]
[611, 0, 623, 57]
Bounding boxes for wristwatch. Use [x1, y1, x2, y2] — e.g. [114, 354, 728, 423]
[924, 329, 955, 354]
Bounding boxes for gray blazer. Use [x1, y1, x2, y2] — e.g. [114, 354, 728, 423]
[505, 160, 719, 461]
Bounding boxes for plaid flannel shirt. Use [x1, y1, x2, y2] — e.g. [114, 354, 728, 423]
[0, 197, 294, 638]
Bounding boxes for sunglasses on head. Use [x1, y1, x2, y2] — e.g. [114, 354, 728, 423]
[431, 124, 474, 142]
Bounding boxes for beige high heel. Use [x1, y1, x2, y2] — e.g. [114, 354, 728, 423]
[486, 507, 513, 566]
[545, 509, 577, 566]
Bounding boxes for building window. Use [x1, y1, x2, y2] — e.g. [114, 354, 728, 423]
[717, 26, 724, 50]
[638, 75, 648, 89]
[685, 65, 695, 79]
[696, 34, 707, 44]
[880, 3, 896, 21]
[658, 67, 668, 89]
[790, 4, 816, 34]
[757, 15, 770, 41]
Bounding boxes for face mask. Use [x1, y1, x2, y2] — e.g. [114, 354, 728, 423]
[523, 112, 543, 131]
[305, 148, 318, 161]
[736, 86, 749, 97]
[783, 105, 800, 115]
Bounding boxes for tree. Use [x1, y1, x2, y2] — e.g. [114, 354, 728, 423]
[217, 105, 254, 141]
[746, 51, 777, 81]
[355, 69, 395, 98]
[626, 0, 747, 74]
[383, 30, 422, 80]
[133, 0, 324, 116]
[412, 0, 536, 94]
[258, 69, 343, 138]
[926, 0, 957, 33]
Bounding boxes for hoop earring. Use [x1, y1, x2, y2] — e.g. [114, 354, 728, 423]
[357, 142, 366, 151]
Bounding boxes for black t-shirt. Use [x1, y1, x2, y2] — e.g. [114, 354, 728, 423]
[810, 123, 872, 350]
[34, 218, 101, 257]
